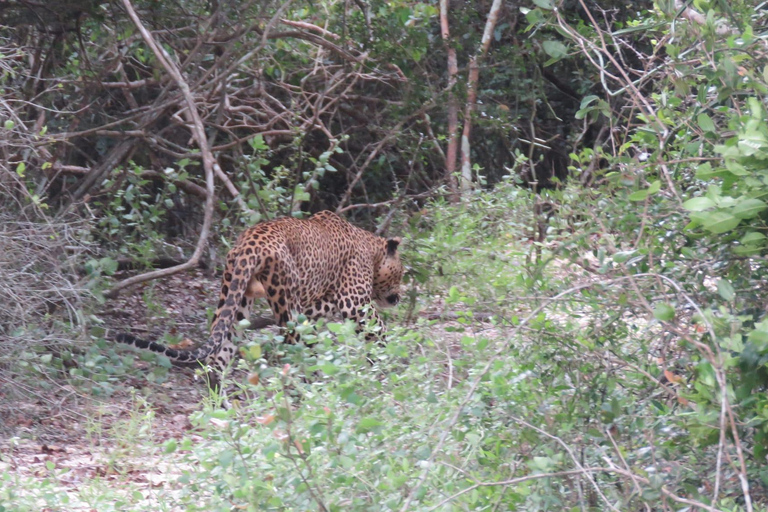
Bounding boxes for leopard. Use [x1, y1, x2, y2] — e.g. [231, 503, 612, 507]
[115, 211, 404, 386]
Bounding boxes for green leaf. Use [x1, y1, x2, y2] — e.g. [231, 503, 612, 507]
[740, 231, 766, 244]
[247, 344, 262, 360]
[356, 417, 384, 433]
[580, 95, 598, 110]
[612, 250, 636, 263]
[717, 279, 735, 301]
[15, 162, 25, 177]
[164, 439, 178, 453]
[249, 135, 268, 151]
[739, 128, 768, 157]
[653, 303, 675, 322]
[530, 456, 555, 471]
[99, 257, 118, 276]
[3, 120, 14, 130]
[694, 162, 724, 180]
[701, 211, 741, 234]
[542, 40, 568, 59]
[532, 0, 553, 9]
[732, 198, 767, 219]
[734, 245, 763, 256]
[682, 197, 716, 211]
[697, 113, 716, 133]
[320, 363, 339, 376]
[218, 449, 234, 468]
[629, 180, 660, 201]
[724, 159, 749, 176]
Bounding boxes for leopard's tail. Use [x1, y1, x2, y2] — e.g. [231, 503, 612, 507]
[113, 332, 216, 367]
[112, 245, 261, 368]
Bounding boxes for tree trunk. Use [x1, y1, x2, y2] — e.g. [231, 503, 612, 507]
[458, 0, 503, 193]
[439, 0, 460, 201]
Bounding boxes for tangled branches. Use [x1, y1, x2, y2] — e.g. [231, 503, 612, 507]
[2, 0, 419, 218]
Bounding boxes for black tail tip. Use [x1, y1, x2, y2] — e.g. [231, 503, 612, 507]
[115, 332, 133, 343]
[115, 332, 151, 350]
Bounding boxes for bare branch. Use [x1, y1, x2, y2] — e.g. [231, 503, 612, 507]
[107, 0, 218, 297]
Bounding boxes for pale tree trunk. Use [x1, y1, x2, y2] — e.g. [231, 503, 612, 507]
[459, 0, 503, 193]
[439, 0, 460, 201]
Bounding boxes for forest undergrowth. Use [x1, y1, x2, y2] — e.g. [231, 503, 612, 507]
[0, 185, 764, 511]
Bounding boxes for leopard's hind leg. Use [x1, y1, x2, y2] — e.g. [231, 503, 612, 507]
[261, 250, 303, 344]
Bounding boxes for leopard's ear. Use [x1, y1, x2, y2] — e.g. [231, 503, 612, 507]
[386, 237, 401, 256]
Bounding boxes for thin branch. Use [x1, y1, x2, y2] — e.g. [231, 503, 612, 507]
[108, 0, 217, 297]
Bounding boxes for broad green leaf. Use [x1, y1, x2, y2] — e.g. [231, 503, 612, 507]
[532, 0, 553, 9]
[164, 439, 178, 453]
[356, 417, 384, 433]
[682, 197, 715, 211]
[748, 328, 768, 346]
[697, 113, 715, 133]
[697, 361, 716, 388]
[247, 344, 261, 359]
[734, 245, 763, 256]
[732, 198, 767, 219]
[738, 128, 768, 158]
[99, 257, 118, 275]
[653, 303, 675, 322]
[15, 162, 25, 177]
[740, 231, 766, 244]
[717, 279, 735, 301]
[695, 162, 727, 180]
[320, 363, 339, 375]
[3, 120, 13, 130]
[542, 40, 568, 59]
[612, 250, 636, 263]
[580, 95, 598, 109]
[748, 97, 763, 119]
[724, 159, 749, 176]
[218, 450, 234, 468]
[629, 180, 660, 201]
[701, 211, 741, 234]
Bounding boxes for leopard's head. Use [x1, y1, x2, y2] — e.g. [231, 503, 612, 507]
[373, 237, 404, 309]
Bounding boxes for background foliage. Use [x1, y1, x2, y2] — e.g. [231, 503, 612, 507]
[3, 0, 768, 510]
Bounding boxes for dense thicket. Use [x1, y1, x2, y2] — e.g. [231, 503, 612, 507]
[1, 0, 657, 223]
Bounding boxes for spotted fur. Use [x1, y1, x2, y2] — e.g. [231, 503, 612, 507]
[116, 211, 404, 383]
